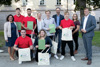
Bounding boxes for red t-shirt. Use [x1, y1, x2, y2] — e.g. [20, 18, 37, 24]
[15, 36, 32, 48]
[14, 14, 24, 32]
[22, 16, 36, 34]
[60, 19, 75, 28]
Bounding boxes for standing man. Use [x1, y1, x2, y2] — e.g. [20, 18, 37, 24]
[22, 8, 37, 37]
[43, 10, 56, 39]
[52, 7, 64, 53]
[14, 8, 25, 36]
[80, 8, 96, 65]
[43, 10, 59, 59]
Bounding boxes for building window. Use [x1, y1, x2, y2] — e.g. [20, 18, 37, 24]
[22, 0, 28, 6]
[40, 0, 45, 5]
[57, 0, 61, 5]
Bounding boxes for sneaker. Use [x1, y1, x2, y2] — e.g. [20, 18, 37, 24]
[0, 50, 4, 53]
[60, 55, 64, 60]
[71, 56, 76, 61]
[19, 61, 22, 64]
[54, 55, 59, 59]
[49, 54, 51, 58]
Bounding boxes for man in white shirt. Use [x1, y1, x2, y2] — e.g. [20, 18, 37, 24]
[80, 8, 96, 65]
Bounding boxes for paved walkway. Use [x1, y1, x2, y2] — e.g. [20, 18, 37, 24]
[0, 38, 100, 67]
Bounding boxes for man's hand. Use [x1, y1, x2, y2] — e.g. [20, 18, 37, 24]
[58, 26, 62, 30]
[24, 27, 30, 30]
[81, 29, 86, 33]
[47, 28, 50, 31]
[45, 45, 50, 47]
[56, 27, 59, 29]
[36, 45, 38, 48]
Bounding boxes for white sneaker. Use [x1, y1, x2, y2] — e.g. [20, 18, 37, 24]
[54, 55, 59, 59]
[60, 55, 65, 60]
[71, 56, 76, 61]
[0, 50, 4, 53]
[49, 54, 51, 58]
[19, 61, 22, 64]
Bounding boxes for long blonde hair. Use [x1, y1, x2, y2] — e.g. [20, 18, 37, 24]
[38, 29, 47, 38]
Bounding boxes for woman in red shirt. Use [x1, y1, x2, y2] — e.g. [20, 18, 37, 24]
[58, 11, 76, 61]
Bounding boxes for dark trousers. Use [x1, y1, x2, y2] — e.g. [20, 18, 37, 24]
[16, 50, 33, 60]
[73, 35, 79, 50]
[55, 29, 62, 50]
[35, 47, 50, 62]
[26, 34, 31, 38]
[61, 41, 74, 56]
[83, 34, 93, 60]
[18, 32, 21, 36]
[49, 36, 54, 40]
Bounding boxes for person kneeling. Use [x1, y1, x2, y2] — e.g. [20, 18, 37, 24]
[13, 29, 33, 64]
[34, 29, 52, 62]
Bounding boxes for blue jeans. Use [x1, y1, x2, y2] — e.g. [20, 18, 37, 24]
[55, 29, 62, 50]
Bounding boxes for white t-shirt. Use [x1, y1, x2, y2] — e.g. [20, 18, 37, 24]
[37, 19, 44, 32]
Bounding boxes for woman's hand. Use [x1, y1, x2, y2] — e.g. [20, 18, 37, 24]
[5, 40, 8, 42]
[36, 45, 38, 48]
[45, 45, 50, 47]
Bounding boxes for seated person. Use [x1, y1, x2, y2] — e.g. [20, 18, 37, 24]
[13, 29, 33, 64]
[34, 29, 52, 62]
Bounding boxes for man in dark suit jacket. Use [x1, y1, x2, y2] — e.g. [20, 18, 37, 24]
[80, 8, 96, 65]
[52, 7, 64, 53]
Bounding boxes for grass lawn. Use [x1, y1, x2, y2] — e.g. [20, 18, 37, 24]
[0, 31, 100, 47]
[0, 31, 5, 47]
[79, 31, 100, 47]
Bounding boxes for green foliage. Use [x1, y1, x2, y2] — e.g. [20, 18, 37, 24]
[0, 0, 20, 6]
[74, 0, 100, 10]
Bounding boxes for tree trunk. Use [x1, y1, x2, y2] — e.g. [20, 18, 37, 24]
[77, 0, 86, 20]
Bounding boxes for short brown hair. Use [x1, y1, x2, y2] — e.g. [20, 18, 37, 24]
[64, 11, 69, 15]
[27, 8, 31, 11]
[45, 10, 51, 14]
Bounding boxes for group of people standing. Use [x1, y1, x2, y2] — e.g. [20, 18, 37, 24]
[4, 7, 96, 65]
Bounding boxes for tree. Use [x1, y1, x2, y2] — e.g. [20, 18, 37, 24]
[74, 0, 100, 19]
[0, 0, 20, 6]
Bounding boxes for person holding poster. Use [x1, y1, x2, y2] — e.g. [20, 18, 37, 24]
[14, 8, 24, 36]
[22, 8, 37, 37]
[13, 29, 33, 64]
[34, 29, 52, 62]
[43, 10, 56, 40]
[58, 11, 76, 61]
